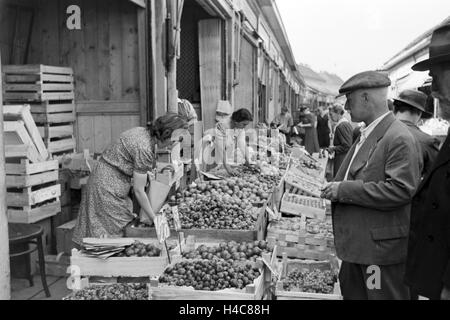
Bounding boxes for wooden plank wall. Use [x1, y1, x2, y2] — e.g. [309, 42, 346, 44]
[0, 0, 142, 154]
[198, 19, 223, 131]
[234, 36, 256, 119]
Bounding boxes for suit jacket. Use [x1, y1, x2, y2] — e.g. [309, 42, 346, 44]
[332, 121, 354, 177]
[405, 132, 450, 300]
[332, 113, 421, 265]
[401, 120, 440, 178]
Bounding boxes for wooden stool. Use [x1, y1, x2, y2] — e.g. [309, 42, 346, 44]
[8, 223, 51, 297]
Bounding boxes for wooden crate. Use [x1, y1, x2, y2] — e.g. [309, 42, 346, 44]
[125, 205, 268, 243]
[70, 238, 180, 279]
[3, 104, 49, 160]
[280, 193, 327, 220]
[56, 219, 77, 255]
[3, 120, 43, 163]
[267, 218, 334, 261]
[6, 159, 61, 224]
[275, 257, 342, 300]
[149, 259, 268, 300]
[2, 65, 74, 102]
[8, 200, 61, 224]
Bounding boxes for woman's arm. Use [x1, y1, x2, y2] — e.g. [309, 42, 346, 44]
[133, 172, 157, 222]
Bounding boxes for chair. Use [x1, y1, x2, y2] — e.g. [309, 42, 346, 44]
[8, 223, 51, 297]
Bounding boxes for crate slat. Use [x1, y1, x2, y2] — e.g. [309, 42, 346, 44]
[8, 200, 61, 224]
[6, 170, 59, 188]
[7, 184, 61, 207]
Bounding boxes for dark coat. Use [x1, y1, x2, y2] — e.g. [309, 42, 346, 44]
[401, 120, 440, 178]
[405, 132, 450, 300]
[332, 121, 354, 177]
[333, 113, 421, 265]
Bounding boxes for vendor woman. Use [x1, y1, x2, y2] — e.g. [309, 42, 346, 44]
[215, 108, 253, 176]
[73, 113, 188, 245]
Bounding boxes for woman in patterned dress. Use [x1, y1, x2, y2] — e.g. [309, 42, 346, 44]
[73, 113, 187, 245]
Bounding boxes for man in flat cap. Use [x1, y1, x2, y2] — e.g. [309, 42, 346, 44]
[405, 23, 450, 300]
[321, 70, 421, 300]
[393, 89, 440, 178]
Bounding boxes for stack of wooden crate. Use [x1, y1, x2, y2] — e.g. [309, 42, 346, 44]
[3, 104, 63, 275]
[2, 64, 77, 160]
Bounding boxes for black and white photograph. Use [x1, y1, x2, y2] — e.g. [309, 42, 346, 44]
[0, 0, 449, 307]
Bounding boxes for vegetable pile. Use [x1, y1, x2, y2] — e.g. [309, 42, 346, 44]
[115, 241, 162, 257]
[282, 269, 337, 294]
[306, 219, 334, 238]
[159, 260, 261, 291]
[182, 241, 272, 262]
[63, 283, 148, 300]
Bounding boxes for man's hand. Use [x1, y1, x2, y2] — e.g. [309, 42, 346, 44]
[321, 182, 341, 202]
[441, 286, 450, 300]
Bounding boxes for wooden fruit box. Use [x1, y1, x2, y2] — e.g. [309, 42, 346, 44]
[280, 193, 327, 220]
[2, 65, 74, 102]
[3, 121, 43, 163]
[3, 104, 49, 160]
[70, 238, 181, 278]
[267, 218, 334, 261]
[284, 171, 322, 198]
[6, 159, 61, 223]
[149, 259, 268, 300]
[275, 256, 342, 300]
[125, 204, 268, 243]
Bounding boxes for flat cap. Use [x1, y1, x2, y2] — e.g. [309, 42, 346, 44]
[338, 71, 391, 97]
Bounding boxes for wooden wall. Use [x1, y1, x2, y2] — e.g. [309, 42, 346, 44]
[0, 0, 143, 154]
[234, 36, 256, 120]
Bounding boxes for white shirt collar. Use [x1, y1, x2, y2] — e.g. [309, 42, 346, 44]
[360, 112, 391, 140]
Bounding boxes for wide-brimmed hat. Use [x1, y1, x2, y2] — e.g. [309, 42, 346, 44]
[412, 23, 450, 71]
[393, 89, 428, 113]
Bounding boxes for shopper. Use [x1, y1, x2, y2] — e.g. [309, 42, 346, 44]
[272, 106, 294, 145]
[328, 104, 353, 178]
[317, 105, 331, 149]
[321, 71, 421, 300]
[297, 107, 320, 155]
[405, 23, 450, 301]
[393, 89, 440, 178]
[73, 113, 188, 245]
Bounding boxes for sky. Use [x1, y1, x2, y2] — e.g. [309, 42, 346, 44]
[276, 0, 450, 81]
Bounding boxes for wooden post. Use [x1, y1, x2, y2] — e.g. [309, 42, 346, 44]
[166, 0, 178, 113]
[0, 54, 12, 300]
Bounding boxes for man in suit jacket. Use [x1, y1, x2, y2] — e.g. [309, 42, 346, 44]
[405, 23, 450, 300]
[321, 71, 422, 300]
[393, 89, 440, 178]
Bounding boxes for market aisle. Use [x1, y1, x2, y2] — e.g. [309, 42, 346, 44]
[11, 276, 70, 300]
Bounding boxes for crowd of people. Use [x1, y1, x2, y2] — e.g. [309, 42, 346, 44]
[70, 22, 449, 301]
[321, 23, 450, 300]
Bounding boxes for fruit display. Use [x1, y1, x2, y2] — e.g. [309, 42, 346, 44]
[182, 241, 272, 262]
[284, 172, 322, 198]
[282, 269, 337, 294]
[114, 241, 162, 258]
[283, 194, 326, 209]
[63, 283, 148, 300]
[268, 217, 304, 232]
[159, 259, 261, 291]
[306, 219, 334, 238]
[171, 196, 258, 230]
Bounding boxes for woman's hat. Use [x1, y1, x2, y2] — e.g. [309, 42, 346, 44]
[412, 23, 450, 71]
